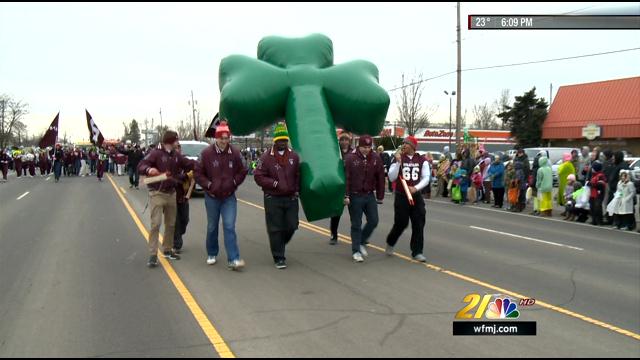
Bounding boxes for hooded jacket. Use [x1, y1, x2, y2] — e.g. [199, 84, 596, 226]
[536, 156, 553, 193]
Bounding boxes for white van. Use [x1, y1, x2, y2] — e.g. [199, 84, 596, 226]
[524, 147, 580, 186]
[179, 140, 210, 195]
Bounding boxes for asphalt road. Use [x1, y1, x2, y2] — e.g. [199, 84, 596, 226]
[0, 171, 638, 357]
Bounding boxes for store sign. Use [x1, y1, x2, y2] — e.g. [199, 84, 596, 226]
[582, 124, 601, 140]
[423, 129, 454, 138]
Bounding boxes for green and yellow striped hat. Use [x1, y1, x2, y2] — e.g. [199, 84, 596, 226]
[273, 122, 289, 142]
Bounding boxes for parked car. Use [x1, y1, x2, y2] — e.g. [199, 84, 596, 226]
[179, 140, 210, 196]
[625, 157, 640, 182]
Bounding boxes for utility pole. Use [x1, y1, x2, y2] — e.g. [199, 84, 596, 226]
[159, 108, 163, 129]
[455, 1, 462, 148]
[144, 118, 148, 147]
[189, 90, 197, 140]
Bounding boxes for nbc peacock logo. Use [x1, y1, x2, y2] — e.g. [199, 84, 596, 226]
[455, 294, 531, 319]
[486, 298, 520, 319]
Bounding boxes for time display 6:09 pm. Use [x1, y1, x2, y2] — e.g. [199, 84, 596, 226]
[500, 16, 534, 28]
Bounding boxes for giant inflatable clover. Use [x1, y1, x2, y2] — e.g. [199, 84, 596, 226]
[219, 34, 390, 221]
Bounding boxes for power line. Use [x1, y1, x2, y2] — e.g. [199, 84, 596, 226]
[387, 47, 640, 92]
[464, 47, 640, 72]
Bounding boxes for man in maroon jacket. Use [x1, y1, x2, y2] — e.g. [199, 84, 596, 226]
[195, 121, 248, 271]
[254, 123, 300, 269]
[38, 149, 49, 177]
[137, 130, 195, 268]
[0, 149, 10, 182]
[344, 135, 385, 262]
[329, 132, 355, 245]
[172, 143, 194, 254]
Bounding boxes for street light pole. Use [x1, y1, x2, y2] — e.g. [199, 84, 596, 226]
[444, 90, 456, 150]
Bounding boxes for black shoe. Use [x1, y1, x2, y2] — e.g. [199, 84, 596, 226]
[163, 250, 180, 260]
[129, 184, 133, 188]
[173, 248, 182, 254]
[275, 260, 287, 269]
[147, 255, 159, 268]
[329, 235, 338, 245]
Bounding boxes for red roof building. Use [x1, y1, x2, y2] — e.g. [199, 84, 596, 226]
[542, 76, 640, 154]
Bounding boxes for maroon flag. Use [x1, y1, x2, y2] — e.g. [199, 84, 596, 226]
[38, 112, 59, 148]
[86, 109, 104, 147]
[204, 113, 220, 138]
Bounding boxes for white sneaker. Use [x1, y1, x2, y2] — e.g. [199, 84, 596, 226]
[352, 252, 364, 263]
[206, 256, 217, 265]
[228, 259, 245, 271]
[359, 245, 368, 257]
[413, 254, 427, 262]
[385, 245, 394, 256]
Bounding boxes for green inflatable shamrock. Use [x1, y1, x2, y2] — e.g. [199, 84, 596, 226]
[219, 34, 390, 221]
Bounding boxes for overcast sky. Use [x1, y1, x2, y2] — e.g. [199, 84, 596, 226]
[1, 2, 639, 142]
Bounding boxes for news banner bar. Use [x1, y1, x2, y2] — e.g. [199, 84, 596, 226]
[469, 15, 640, 30]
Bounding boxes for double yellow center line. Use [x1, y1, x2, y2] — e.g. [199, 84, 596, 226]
[107, 175, 235, 358]
[109, 173, 639, 358]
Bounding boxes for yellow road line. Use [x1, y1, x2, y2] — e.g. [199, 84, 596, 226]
[120, 186, 127, 194]
[107, 174, 235, 358]
[237, 197, 640, 342]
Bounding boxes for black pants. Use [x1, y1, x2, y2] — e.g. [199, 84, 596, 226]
[615, 214, 634, 229]
[572, 208, 589, 222]
[517, 187, 527, 211]
[173, 202, 189, 250]
[330, 215, 341, 238]
[590, 197, 604, 225]
[492, 187, 505, 208]
[264, 195, 299, 262]
[386, 192, 426, 257]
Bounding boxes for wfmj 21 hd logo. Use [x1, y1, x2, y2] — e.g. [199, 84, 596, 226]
[453, 294, 537, 336]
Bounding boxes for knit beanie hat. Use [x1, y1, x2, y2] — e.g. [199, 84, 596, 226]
[592, 161, 603, 172]
[273, 123, 289, 142]
[404, 136, 418, 150]
[358, 135, 373, 147]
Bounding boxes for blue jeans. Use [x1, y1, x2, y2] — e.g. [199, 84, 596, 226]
[347, 193, 379, 254]
[128, 166, 139, 187]
[204, 193, 240, 262]
[53, 161, 62, 180]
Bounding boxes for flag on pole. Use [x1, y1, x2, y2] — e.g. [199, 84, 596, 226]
[86, 109, 104, 147]
[38, 112, 59, 148]
[204, 113, 220, 138]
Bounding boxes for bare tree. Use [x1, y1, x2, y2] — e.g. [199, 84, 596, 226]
[0, 96, 28, 148]
[0, 95, 8, 148]
[155, 124, 169, 140]
[493, 89, 511, 130]
[395, 73, 437, 136]
[472, 103, 499, 129]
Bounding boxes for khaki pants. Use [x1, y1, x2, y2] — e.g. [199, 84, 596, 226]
[149, 191, 177, 255]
